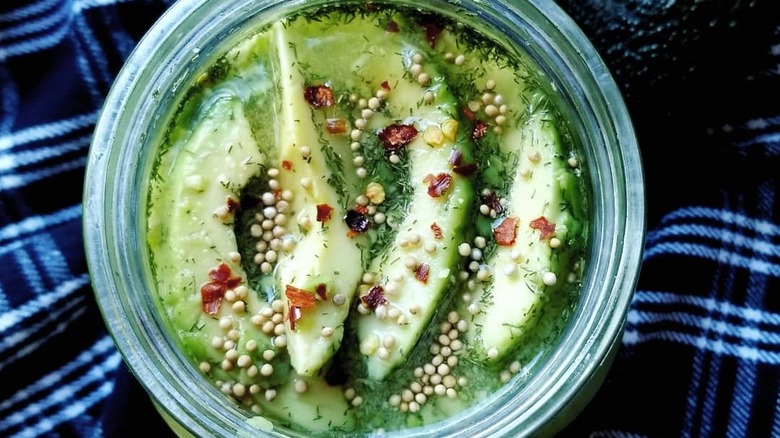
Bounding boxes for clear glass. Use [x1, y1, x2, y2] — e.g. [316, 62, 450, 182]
[83, 0, 645, 437]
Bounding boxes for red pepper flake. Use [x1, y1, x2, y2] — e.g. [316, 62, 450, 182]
[448, 148, 477, 176]
[285, 285, 317, 309]
[386, 20, 399, 33]
[360, 285, 387, 310]
[285, 284, 317, 331]
[378, 124, 418, 153]
[345, 209, 370, 234]
[303, 84, 335, 108]
[288, 306, 302, 331]
[381, 81, 391, 91]
[421, 20, 443, 47]
[281, 160, 293, 170]
[315, 283, 328, 301]
[530, 216, 556, 240]
[325, 118, 347, 134]
[453, 163, 478, 176]
[415, 263, 430, 284]
[200, 262, 242, 315]
[462, 107, 476, 121]
[316, 203, 334, 223]
[200, 283, 224, 315]
[424, 172, 453, 198]
[225, 196, 240, 214]
[472, 121, 488, 140]
[430, 222, 443, 240]
[494, 217, 519, 246]
[482, 191, 504, 215]
[448, 149, 463, 166]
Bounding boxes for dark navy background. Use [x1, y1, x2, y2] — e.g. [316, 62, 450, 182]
[0, 0, 778, 436]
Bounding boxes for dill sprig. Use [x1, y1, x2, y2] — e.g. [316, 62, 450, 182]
[319, 139, 351, 212]
[354, 133, 414, 271]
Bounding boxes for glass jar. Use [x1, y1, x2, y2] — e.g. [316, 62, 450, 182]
[83, 0, 645, 436]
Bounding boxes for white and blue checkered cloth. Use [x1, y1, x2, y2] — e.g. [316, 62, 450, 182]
[1, 0, 778, 437]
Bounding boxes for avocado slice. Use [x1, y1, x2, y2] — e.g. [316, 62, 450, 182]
[271, 22, 366, 378]
[464, 111, 585, 362]
[252, 376, 355, 433]
[428, 32, 587, 362]
[348, 54, 476, 380]
[147, 70, 292, 387]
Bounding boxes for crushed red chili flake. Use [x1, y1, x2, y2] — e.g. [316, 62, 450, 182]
[386, 20, 399, 33]
[360, 285, 387, 310]
[325, 118, 347, 134]
[381, 80, 391, 91]
[472, 121, 488, 140]
[424, 172, 453, 198]
[200, 262, 242, 315]
[378, 124, 418, 153]
[316, 203, 334, 222]
[281, 160, 293, 170]
[482, 191, 504, 215]
[285, 285, 317, 308]
[453, 163, 478, 176]
[415, 263, 430, 284]
[448, 149, 463, 166]
[200, 283, 224, 315]
[447, 148, 477, 175]
[530, 216, 556, 240]
[315, 283, 328, 301]
[494, 217, 519, 246]
[430, 222, 443, 239]
[462, 107, 476, 121]
[209, 262, 241, 285]
[303, 84, 335, 108]
[288, 306, 303, 331]
[421, 20, 443, 47]
[225, 196, 240, 214]
[345, 209, 370, 234]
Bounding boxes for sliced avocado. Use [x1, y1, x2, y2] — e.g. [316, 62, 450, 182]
[428, 32, 587, 362]
[271, 21, 366, 377]
[348, 54, 475, 379]
[464, 110, 583, 362]
[147, 75, 292, 386]
[257, 375, 356, 433]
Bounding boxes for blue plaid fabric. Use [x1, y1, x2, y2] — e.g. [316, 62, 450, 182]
[0, 0, 777, 437]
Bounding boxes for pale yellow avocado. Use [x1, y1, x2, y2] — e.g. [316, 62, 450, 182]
[271, 22, 364, 377]
[465, 110, 571, 361]
[147, 93, 270, 354]
[352, 64, 474, 380]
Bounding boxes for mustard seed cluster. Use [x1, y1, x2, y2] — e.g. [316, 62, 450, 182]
[249, 167, 297, 274]
[198, 304, 291, 415]
[347, 83, 391, 178]
[383, 310, 522, 413]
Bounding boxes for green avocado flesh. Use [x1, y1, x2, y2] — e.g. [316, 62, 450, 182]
[146, 3, 589, 436]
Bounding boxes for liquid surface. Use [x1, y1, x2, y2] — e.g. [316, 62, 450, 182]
[146, 3, 589, 435]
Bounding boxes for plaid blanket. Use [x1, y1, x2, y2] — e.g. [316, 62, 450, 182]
[1, 0, 777, 436]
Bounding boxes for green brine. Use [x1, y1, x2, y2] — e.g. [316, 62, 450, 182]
[145, 3, 589, 435]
